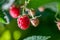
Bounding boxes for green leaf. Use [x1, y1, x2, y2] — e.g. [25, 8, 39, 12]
[0, 23, 5, 33]
[13, 30, 21, 40]
[0, 9, 6, 24]
[55, 2, 60, 20]
[1, 30, 11, 40]
[44, 2, 57, 12]
[15, 0, 25, 5]
[0, 17, 6, 24]
[0, 10, 5, 17]
[0, 0, 6, 6]
[23, 36, 51, 40]
[27, 0, 57, 9]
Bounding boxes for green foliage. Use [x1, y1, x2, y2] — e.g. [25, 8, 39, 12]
[24, 36, 51, 40]
[27, 0, 57, 9]
[0, 0, 60, 40]
[0, 23, 5, 33]
[0, 0, 5, 6]
[1, 30, 11, 40]
[13, 30, 21, 40]
[0, 10, 6, 24]
[54, 2, 60, 20]
[0, 17, 6, 24]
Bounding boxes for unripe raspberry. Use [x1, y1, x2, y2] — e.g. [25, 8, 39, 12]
[30, 18, 39, 27]
[38, 6, 45, 12]
[56, 21, 60, 30]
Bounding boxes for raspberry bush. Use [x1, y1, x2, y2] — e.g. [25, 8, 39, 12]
[0, 0, 60, 40]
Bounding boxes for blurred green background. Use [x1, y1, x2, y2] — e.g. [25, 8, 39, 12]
[0, 0, 60, 40]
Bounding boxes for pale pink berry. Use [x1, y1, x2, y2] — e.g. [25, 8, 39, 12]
[30, 18, 39, 27]
[56, 21, 60, 30]
[38, 6, 45, 12]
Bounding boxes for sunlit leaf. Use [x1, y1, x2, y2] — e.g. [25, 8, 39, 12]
[13, 30, 21, 40]
[1, 30, 11, 40]
[0, 17, 6, 24]
[0, 23, 5, 33]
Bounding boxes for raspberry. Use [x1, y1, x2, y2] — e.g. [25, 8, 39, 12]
[56, 21, 60, 30]
[9, 5, 20, 18]
[30, 18, 39, 27]
[38, 6, 45, 12]
[17, 15, 30, 30]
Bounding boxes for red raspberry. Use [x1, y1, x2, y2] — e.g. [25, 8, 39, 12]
[9, 5, 20, 18]
[17, 15, 30, 30]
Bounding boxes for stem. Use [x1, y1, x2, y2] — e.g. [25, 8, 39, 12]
[25, 0, 30, 4]
[22, 0, 30, 15]
[29, 10, 35, 19]
[22, 6, 25, 15]
[24, 0, 30, 10]
[31, 14, 35, 19]
[35, 15, 42, 18]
